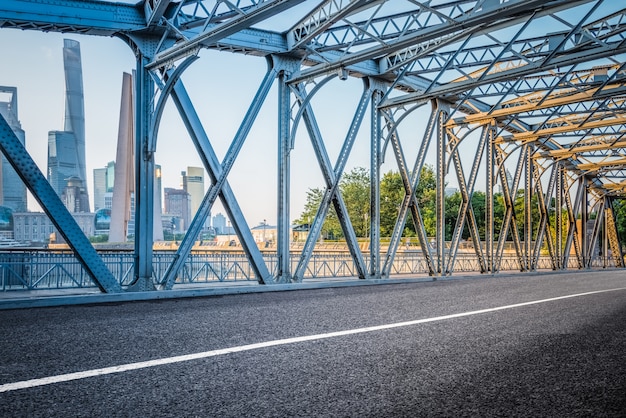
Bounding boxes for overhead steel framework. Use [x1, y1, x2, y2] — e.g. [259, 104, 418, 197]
[1, 0, 625, 292]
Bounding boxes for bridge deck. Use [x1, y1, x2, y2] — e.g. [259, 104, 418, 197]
[0, 270, 624, 416]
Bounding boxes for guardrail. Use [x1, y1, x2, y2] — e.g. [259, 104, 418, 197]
[0, 250, 620, 291]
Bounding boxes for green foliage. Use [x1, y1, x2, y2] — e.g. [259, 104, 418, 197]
[294, 164, 548, 245]
[295, 165, 439, 239]
[89, 234, 109, 243]
[341, 167, 370, 237]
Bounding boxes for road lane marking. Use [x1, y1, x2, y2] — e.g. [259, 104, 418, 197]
[1, 286, 625, 393]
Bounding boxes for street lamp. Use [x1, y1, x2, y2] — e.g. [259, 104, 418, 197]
[263, 219, 267, 243]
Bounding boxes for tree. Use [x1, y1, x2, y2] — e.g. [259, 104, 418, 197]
[340, 167, 370, 238]
[295, 165, 439, 239]
[380, 171, 405, 237]
[293, 187, 341, 240]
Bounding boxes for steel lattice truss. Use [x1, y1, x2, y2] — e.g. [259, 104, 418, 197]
[1, 0, 625, 292]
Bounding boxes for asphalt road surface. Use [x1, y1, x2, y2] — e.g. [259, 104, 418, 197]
[0, 271, 625, 417]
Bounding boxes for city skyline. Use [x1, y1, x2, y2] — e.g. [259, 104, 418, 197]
[0, 27, 411, 227]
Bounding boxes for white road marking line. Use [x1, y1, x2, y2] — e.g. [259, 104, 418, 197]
[1, 287, 624, 393]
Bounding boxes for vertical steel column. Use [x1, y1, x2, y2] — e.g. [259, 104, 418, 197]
[555, 162, 563, 269]
[485, 122, 495, 273]
[598, 196, 609, 268]
[564, 177, 583, 269]
[525, 146, 534, 271]
[588, 198, 604, 266]
[436, 105, 446, 275]
[369, 87, 382, 278]
[277, 69, 292, 283]
[605, 198, 624, 267]
[131, 54, 155, 291]
[581, 176, 589, 268]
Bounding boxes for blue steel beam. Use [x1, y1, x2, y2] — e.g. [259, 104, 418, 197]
[291, 82, 370, 282]
[169, 80, 273, 285]
[0, 0, 145, 35]
[162, 63, 278, 289]
[131, 55, 156, 291]
[147, 0, 307, 69]
[144, 0, 172, 27]
[383, 40, 626, 108]
[287, 0, 384, 51]
[288, 0, 585, 85]
[0, 115, 121, 293]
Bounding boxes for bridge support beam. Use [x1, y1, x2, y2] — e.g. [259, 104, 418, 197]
[525, 145, 534, 271]
[0, 115, 120, 293]
[435, 100, 449, 276]
[292, 79, 369, 282]
[369, 86, 383, 278]
[130, 53, 156, 291]
[277, 65, 293, 283]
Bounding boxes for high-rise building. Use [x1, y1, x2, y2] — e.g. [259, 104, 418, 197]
[47, 39, 89, 212]
[93, 168, 106, 211]
[109, 72, 133, 242]
[63, 39, 87, 202]
[182, 167, 204, 219]
[61, 176, 89, 213]
[93, 161, 115, 211]
[212, 212, 226, 235]
[164, 187, 191, 232]
[0, 86, 27, 212]
[109, 72, 163, 242]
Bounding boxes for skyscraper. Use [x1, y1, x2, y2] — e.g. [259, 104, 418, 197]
[109, 72, 134, 242]
[164, 187, 191, 232]
[93, 161, 115, 211]
[212, 212, 226, 235]
[0, 86, 27, 212]
[93, 167, 106, 211]
[182, 167, 204, 219]
[108, 72, 163, 242]
[47, 39, 89, 212]
[63, 39, 87, 200]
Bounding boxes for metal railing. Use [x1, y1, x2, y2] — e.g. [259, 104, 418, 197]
[0, 249, 621, 291]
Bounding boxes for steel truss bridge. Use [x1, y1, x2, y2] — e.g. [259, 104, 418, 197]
[1, 0, 626, 294]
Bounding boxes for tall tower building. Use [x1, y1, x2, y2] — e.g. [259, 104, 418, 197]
[182, 167, 204, 220]
[109, 73, 163, 242]
[47, 39, 89, 212]
[164, 187, 191, 232]
[63, 39, 88, 204]
[109, 72, 134, 242]
[93, 167, 106, 211]
[0, 86, 27, 212]
[212, 212, 226, 235]
[93, 161, 115, 211]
